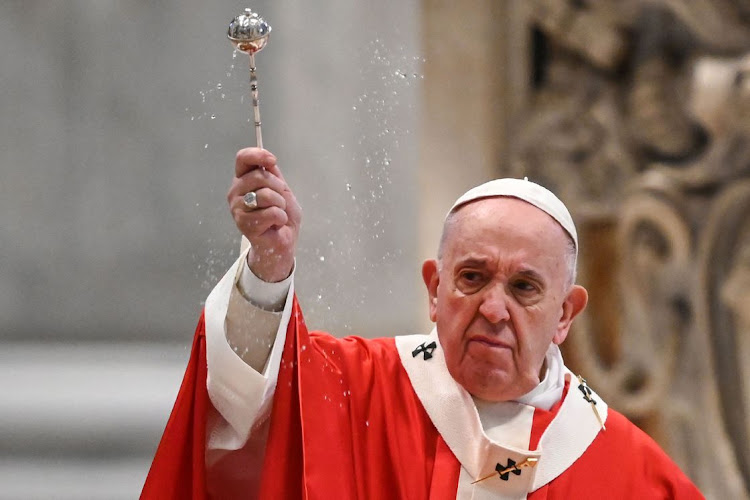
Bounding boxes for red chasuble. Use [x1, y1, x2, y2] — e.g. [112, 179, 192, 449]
[142, 298, 703, 499]
[141, 313, 208, 499]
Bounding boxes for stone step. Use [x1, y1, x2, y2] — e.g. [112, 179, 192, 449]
[0, 457, 149, 500]
[0, 342, 189, 495]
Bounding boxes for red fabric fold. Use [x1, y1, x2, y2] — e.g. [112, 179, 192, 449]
[258, 298, 459, 499]
[141, 312, 209, 500]
[140, 298, 457, 500]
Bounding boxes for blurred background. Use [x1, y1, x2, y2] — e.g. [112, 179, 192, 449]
[1, 1, 749, 498]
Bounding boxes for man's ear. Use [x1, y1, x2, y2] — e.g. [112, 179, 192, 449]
[552, 285, 588, 345]
[422, 259, 440, 322]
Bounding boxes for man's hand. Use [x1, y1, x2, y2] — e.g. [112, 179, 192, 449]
[228, 148, 301, 282]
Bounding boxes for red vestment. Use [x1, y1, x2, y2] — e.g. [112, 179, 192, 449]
[142, 298, 703, 499]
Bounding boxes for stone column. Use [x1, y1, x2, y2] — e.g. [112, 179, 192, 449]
[418, 0, 521, 329]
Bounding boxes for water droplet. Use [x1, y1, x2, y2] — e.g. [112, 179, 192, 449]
[301, 345, 307, 351]
[346, 183, 352, 191]
[365, 420, 369, 427]
[204, 144, 208, 149]
[352, 106, 357, 110]
[216, 82, 223, 90]
[210, 114, 216, 120]
[319, 256, 325, 262]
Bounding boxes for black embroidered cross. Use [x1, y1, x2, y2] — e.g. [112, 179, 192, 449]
[577, 375, 606, 430]
[471, 457, 539, 484]
[577, 376, 596, 405]
[496, 459, 523, 481]
[411, 341, 437, 360]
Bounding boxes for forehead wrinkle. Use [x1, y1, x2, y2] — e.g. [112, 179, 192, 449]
[439, 198, 571, 280]
[453, 255, 490, 268]
[447, 198, 567, 246]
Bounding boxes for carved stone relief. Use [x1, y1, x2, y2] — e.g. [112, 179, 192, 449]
[510, 1, 750, 497]
[698, 180, 750, 496]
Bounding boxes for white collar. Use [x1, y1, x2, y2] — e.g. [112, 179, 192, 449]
[514, 343, 565, 411]
[396, 329, 607, 494]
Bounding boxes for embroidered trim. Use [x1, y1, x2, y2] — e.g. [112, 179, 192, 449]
[472, 457, 540, 484]
[411, 341, 437, 360]
[577, 375, 606, 430]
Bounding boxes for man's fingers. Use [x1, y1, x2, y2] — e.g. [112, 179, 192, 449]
[234, 207, 289, 237]
[263, 162, 287, 183]
[228, 148, 300, 274]
[235, 147, 277, 178]
[252, 162, 299, 216]
[235, 187, 287, 212]
[228, 174, 288, 207]
[236, 167, 287, 193]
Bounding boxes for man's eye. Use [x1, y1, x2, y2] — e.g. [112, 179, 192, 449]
[456, 271, 486, 292]
[460, 271, 483, 283]
[513, 281, 537, 293]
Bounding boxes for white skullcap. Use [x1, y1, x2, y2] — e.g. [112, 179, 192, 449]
[448, 178, 578, 256]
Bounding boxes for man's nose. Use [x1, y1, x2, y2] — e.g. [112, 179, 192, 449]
[478, 284, 511, 324]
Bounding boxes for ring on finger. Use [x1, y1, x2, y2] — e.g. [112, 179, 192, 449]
[243, 191, 259, 210]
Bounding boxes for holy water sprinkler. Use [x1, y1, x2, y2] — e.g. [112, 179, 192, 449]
[228, 8, 271, 149]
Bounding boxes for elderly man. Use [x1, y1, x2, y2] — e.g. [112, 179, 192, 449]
[143, 148, 702, 499]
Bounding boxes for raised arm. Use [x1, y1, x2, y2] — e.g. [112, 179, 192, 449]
[204, 148, 302, 457]
[228, 147, 301, 283]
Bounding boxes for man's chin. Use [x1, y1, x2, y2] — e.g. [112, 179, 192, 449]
[467, 387, 519, 403]
[455, 366, 524, 402]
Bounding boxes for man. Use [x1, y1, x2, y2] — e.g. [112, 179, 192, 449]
[143, 148, 703, 499]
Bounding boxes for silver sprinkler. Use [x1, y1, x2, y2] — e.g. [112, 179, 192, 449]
[228, 9, 271, 149]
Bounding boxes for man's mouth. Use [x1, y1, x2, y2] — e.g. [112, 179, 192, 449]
[468, 335, 512, 349]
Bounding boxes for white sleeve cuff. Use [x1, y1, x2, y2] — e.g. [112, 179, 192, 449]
[237, 257, 293, 312]
[204, 249, 295, 452]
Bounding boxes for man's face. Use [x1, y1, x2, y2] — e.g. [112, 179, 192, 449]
[422, 197, 587, 402]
